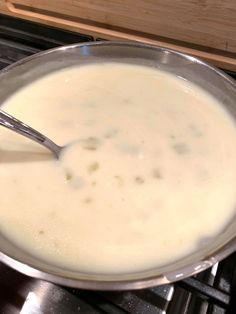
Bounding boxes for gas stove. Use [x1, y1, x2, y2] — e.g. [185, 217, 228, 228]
[0, 13, 236, 314]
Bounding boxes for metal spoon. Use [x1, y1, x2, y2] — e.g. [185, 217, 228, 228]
[0, 109, 62, 158]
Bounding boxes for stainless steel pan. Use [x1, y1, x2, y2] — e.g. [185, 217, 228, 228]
[0, 41, 235, 290]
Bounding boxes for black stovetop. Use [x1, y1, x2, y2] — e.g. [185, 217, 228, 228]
[0, 13, 236, 314]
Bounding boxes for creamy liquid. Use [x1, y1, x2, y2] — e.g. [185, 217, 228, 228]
[0, 63, 236, 274]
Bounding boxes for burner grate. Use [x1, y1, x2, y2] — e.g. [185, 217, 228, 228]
[0, 13, 92, 69]
[2, 254, 235, 313]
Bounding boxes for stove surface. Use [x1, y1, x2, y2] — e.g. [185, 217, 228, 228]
[0, 13, 236, 314]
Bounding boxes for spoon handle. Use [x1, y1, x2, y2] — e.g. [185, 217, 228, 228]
[0, 109, 61, 157]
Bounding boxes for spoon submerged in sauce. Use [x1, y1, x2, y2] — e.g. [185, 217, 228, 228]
[0, 109, 62, 158]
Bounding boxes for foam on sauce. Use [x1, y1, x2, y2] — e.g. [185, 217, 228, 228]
[0, 62, 236, 274]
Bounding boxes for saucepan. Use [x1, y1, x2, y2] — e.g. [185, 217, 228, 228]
[0, 42, 235, 290]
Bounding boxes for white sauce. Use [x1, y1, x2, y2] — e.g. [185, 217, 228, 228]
[0, 62, 236, 274]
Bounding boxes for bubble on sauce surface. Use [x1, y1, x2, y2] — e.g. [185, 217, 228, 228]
[64, 169, 85, 188]
[70, 176, 85, 189]
[65, 171, 73, 181]
[172, 142, 190, 155]
[83, 197, 93, 204]
[169, 134, 177, 140]
[87, 162, 100, 174]
[114, 175, 124, 187]
[119, 143, 140, 156]
[134, 176, 145, 184]
[104, 128, 120, 139]
[188, 124, 203, 137]
[152, 168, 163, 179]
[81, 137, 101, 151]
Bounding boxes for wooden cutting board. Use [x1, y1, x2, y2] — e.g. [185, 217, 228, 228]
[0, 0, 236, 70]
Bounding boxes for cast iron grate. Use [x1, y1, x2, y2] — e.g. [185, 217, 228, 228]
[0, 13, 235, 314]
[0, 13, 92, 69]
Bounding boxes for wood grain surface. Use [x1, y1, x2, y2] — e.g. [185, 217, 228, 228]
[0, 0, 236, 70]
